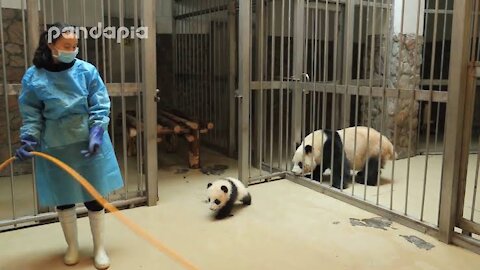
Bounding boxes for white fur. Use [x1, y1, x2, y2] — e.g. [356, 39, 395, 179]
[291, 130, 328, 175]
[206, 177, 249, 211]
[338, 127, 396, 171]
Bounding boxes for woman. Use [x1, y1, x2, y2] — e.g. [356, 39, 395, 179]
[15, 22, 124, 269]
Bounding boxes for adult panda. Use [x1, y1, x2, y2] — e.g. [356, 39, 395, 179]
[291, 129, 352, 190]
[339, 126, 396, 186]
[291, 126, 396, 187]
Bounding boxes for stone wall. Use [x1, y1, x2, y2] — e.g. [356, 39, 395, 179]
[360, 34, 423, 159]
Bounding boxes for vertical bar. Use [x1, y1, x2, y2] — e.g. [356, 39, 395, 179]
[255, 0, 264, 172]
[0, 0, 16, 221]
[94, 0, 99, 69]
[285, 0, 292, 171]
[457, 0, 480, 229]
[278, 0, 285, 169]
[471, 141, 480, 221]
[133, 0, 143, 194]
[141, 0, 158, 206]
[239, 0, 251, 184]
[81, 0, 88, 61]
[119, 0, 129, 199]
[107, 0, 114, 149]
[291, 0, 305, 149]
[421, 0, 440, 221]
[172, 1, 178, 109]
[41, 0, 47, 30]
[269, 0, 275, 172]
[342, 0, 353, 128]
[389, 0, 406, 210]
[434, 0, 450, 152]
[26, 0, 40, 81]
[21, 0, 28, 70]
[228, 0, 236, 157]
[404, 0, 423, 215]
[63, 0, 67, 22]
[438, 0, 472, 243]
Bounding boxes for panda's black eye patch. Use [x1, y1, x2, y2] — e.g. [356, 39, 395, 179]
[298, 162, 303, 168]
[208, 198, 211, 202]
[214, 199, 221, 205]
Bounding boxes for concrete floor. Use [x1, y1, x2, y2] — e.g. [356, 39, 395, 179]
[1, 146, 480, 269]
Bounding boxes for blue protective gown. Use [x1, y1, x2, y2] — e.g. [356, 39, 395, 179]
[19, 59, 124, 207]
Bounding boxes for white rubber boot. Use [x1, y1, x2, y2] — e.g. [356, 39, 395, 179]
[57, 207, 80, 265]
[88, 209, 110, 269]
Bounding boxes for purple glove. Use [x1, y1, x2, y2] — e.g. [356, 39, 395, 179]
[15, 136, 37, 161]
[81, 126, 104, 158]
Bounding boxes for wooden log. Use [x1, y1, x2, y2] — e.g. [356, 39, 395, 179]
[187, 130, 200, 169]
[126, 114, 143, 131]
[127, 127, 137, 157]
[164, 108, 214, 130]
[160, 110, 199, 130]
[158, 114, 182, 133]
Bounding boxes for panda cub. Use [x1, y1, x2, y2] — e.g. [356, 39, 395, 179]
[206, 177, 252, 219]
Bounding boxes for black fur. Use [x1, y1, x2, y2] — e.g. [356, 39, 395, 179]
[241, 193, 252, 205]
[304, 145, 313, 154]
[215, 180, 238, 219]
[309, 130, 352, 190]
[355, 157, 380, 186]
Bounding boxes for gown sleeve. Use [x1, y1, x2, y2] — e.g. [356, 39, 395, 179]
[18, 70, 44, 141]
[87, 68, 111, 130]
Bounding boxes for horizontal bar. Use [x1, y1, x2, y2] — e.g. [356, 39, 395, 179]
[458, 218, 480, 235]
[174, 4, 229, 20]
[285, 174, 440, 238]
[250, 81, 449, 102]
[420, 79, 449, 86]
[424, 9, 453, 15]
[0, 83, 141, 97]
[0, 196, 147, 230]
[451, 233, 480, 255]
[248, 172, 287, 185]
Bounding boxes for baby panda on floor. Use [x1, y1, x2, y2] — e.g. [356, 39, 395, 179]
[206, 177, 251, 219]
[291, 126, 397, 188]
[291, 129, 352, 190]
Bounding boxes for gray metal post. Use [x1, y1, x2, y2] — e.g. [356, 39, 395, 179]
[253, 0, 264, 168]
[27, 0, 40, 65]
[341, 1, 353, 128]
[238, 0, 251, 184]
[228, 0, 237, 157]
[291, 0, 305, 148]
[141, 0, 158, 206]
[439, 0, 472, 243]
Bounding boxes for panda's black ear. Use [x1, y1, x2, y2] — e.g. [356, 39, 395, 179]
[304, 145, 313, 154]
[221, 185, 228, 193]
[207, 183, 212, 188]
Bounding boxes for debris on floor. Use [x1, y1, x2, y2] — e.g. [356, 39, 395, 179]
[200, 164, 228, 175]
[349, 217, 393, 230]
[400, 235, 435, 250]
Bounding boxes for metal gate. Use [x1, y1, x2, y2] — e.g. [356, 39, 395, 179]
[0, 0, 158, 231]
[238, 0, 480, 254]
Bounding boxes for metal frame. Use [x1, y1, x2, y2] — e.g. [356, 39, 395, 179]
[238, 0, 480, 254]
[0, 0, 159, 229]
[141, 0, 158, 206]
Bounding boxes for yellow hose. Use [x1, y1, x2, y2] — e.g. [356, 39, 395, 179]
[0, 152, 199, 270]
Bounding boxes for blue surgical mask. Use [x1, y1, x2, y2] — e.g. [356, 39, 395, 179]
[53, 47, 78, 63]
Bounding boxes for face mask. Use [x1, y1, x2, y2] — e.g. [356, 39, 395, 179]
[53, 47, 78, 63]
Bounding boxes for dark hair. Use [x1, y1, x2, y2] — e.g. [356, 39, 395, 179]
[32, 22, 75, 69]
